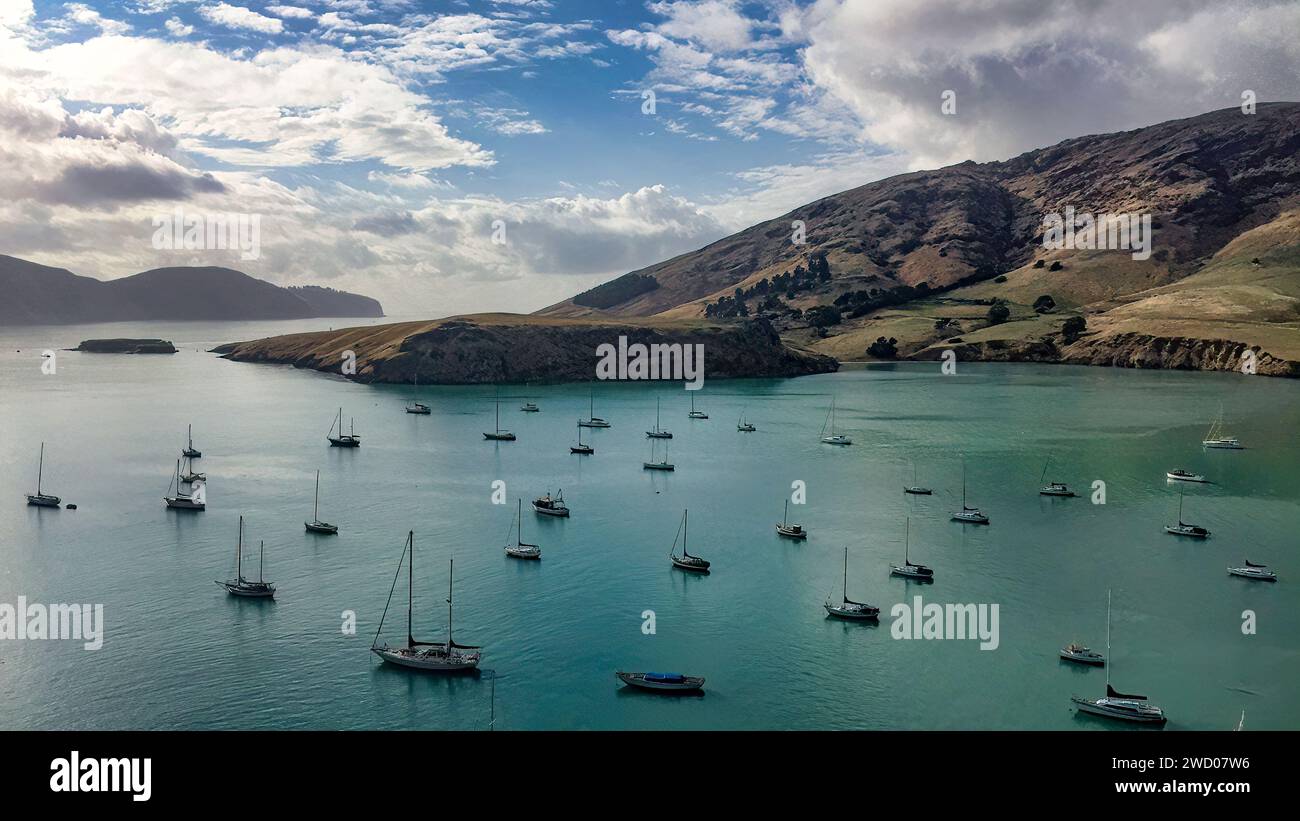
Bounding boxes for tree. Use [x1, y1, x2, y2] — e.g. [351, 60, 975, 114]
[1032, 294, 1057, 313]
[805, 305, 841, 328]
[987, 302, 1010, 324]
[1062, 315, 1086, 341]
[867, 336, 898, 359]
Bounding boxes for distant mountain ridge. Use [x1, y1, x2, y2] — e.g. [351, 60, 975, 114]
[0, 255, 383, 324]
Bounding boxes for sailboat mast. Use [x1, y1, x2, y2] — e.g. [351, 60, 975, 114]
[259, 540, 264, 583]
[683, 509, 689, 556]
[1105, 589, 1112, 690]
[36, 442, 44, 494]
[236, 516, 243, 581]
[842, 547, 848, 602]
[407, 531, 414, 649]
[314, 470, 320, 519]
[447, 558, 454, 647]
[905, 518, 910, 562]
[516, 498, 522, 545]
[784, 499, 789, 526]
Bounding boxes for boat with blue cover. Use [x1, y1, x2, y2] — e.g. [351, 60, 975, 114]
[615, 671, 705, 692]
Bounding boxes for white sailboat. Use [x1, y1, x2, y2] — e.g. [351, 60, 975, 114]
[1070, 590, 1167, 724]
[1202, 404, 1243, 449]
[820, 397, 852, 445]
[775, 499, 807, 539]
[405, 373, 430, 414]
[824, 546, 879, 620]
[1163, 488, 1208, 538]
[182, 424, 201, 459]
[890, 518, 933, 580]
[669, 509, 710, 572]
[180, 454, 205, 483]
[26, 442, 61, 508]
[903, 462, 932, 495]
[643, 439, 674, 471]
[737, 410, 756, 432]
[305, 469, 339, 534]
[688, 393, 708, 419]
[483, 393, 516, 441]
[578, 389, 611, 428]
[646, 397, 673, 438]
[372, 532, 482, 670]
[505, 498, 542, 559]
[327, 407, 361, 447]
[570, 419, 594, 454]
[951, 458, 988, 524]
[164, 458, 205, 510]
[1228, 559, 1277, 581]
[1038, 456, 1075, 497]
[216, 516, 275, 598]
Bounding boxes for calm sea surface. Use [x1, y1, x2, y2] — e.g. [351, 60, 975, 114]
[1, 319, 1297, 730]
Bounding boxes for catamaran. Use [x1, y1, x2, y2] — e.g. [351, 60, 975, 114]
[571, 419, 594, 454]
[164, 458, 205, 510]
[825, 546, 879, 620]
[1164, 488, 1208, 538]
[372, 532, 482, 670]
[532, 489, 570, 517]
[578, 389, 611, 428]
[305, 469, 339, 534]
[615, 671, 705, 693]
[688, 393, 708, 419]
[775, 499, 807, 539]
[903, 462, 932, 495]
[1228, 559, 1276, 581]
[505, 499, 541, 559]
[405, 373, 430, 414]
[669, 509, 709, 572]
[643, 439, 674, 471]
[646, 397, 673, 439]
[1038, 457, 1075, 496]
[1166, 468, 1206, 483]
[26, 442, 61, 508]
[820, 397, 852, 445]
[1202, 404, 1243, 449]
[483, 394, 516, 441]
[890, 518, 933, 580]
[951, 459, 989, 524]
[1070, 590, 1167, 724]
[327, 408, 360, 447]
[183, 424, 201, 459]
[216, 516, 275, 598]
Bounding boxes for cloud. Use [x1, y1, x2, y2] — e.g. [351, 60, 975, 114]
[164, 17, 194, 37]
[265, 4, 313, 19]
[199, 3, 284, 35]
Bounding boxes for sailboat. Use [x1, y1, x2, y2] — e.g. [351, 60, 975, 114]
[26, 442, 61, 507]
[327, 408, 361, 447]
[775, 499, 807, 539]
[646, 397, 673, 438]
[643, 439, 674, 471]
[669, 509, 710, 572]
[372, 532, 482, 670]
[688, 392, 708, 419]
[405, 373, 430, 414]
[305, 469, 339, 534]
[951, 458, 989, 524]
[824, 546, 879, 620]
[1070, 590, 1167, 724]
[903, 462, 932, 495]
[570, 419, 594, 454]
[736, 411, 756, 432]
[890, 518, 933, 580]
[532, 489, 569, 517]
[578, 389, 611, 428]
[164, 458, 205, 510]
[820, 397, 852, 445]
[483, 393, 516, 441]
[1038, 457, 1075, 497]
[1060, 591, 1106, 664]
[520, 400, 540, 412]
[1228, 559, 1277, 581]
[180, 454, 205, 483]
[505, 498, 542, 559]
[615, 670, 705, 692]
[1202, 404, 1244, 449]
[183, 424, 201, 459]
[216, 516, 275, 598]
[1164, 488, 1208, 538]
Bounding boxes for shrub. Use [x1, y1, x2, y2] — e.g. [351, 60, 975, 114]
[1032, 294, 1057, 313]
[987, 302, 1011, 324]
[994, 275, 1008, 283]
[1033, 259, 1045, 269]
[1049, 260, 1063, 271]
[867, 336, 899, 359]
[1062, 315, 1086, 341]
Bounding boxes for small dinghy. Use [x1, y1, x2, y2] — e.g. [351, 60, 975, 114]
[182, 424, 201, 459]
[646, 397, 673, 439]
[1228, 560, 1276, 581]
[669, 509, 709, 572]
[825, 546, 879, 620]
[1070, 591, 1167, 724]
[305, 470, 339, 534]
[26, 442, 61, 508]
[372, 533, 482, 670]
[1060, 643, 1105, 666]
[483, 394, 516, 441]
[687, 393, 707, 419]
[532, 489, 569, 518]
[775, 500, 807, 540]
[216, 517, 275, 598]
[890, 518, 933, 580]
[903, 463, 931, 495]
[520, 401, 540, 412]
[164, 458, 205, 510]
[1166, 468, 1206, 483]
[570, 419, 594, 454]
[327, 408, 361, 447]
[1164, 489, 1207, 538]
[505, 499, 541, 560]
[616, 671, 704, 692]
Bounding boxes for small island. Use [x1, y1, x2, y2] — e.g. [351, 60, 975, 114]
[74, 338, 178, 354]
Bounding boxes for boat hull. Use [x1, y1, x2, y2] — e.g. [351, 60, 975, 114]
[165, 497, 204, 510]
[775, 525, 807, 540]
[532, 505, 569, 517]
[328, 438, 360, 448]
[505, 547, 541, 560]
[688, 413, 708, 419]
[737, 425, 756, 432]
[305, 521, 339, 534]
[406, 406, 431, 415]
[26, 494, 61, 507]
[824, 604, 878, 621]
[372, 646, 480, 671]
[1071, 696, 1166, 724]
[578, 419, 610, 428]
[671, 557, 709, 573]
[570, 446, 594, 454]
[483, 433, 516, 441]
[1228, 568, 1276, 581]
[1202, 440, 1243, 449]
[952, 513, 989, 524]
[219, 582, 275, 598]
[616, 671, 704, 692]
[1166, 472, 1205, 483]
[891, 566, 934, 580]
[1059, 650, 1105, 666]
[643, 463, 675, 471]
[821, 436, 852, 445]
[646, 431, 673, 439]
[903, 487, 932, 495]
[1164, 526, 1208, 538]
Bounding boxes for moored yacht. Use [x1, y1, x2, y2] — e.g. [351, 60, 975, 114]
[819, 397, 851, 445]
[1166, 468, 1206, 483]
[570, 419, 594, 454]
[951, 459, 988, 524]
[1164, 489, 1207, 538]
[825, 546, 879, 620]
[164, 458, 205, 510]
[890, 518, 933, 580]
[615, 671, 705, 692]
[646, 398, 673, 439]
[643, 440, 674, 471]
[26, 442, 61, 508]
[483, 394, 516, 441]
[669, 509, 709, 572]
[305, 469, 339, 534]
[903, 462, 932, 495]
[520, 401, 540, 412]
[372, 534, 482, 670]
[1202, 405, 1244, 449]
[687, 393, 708, 419]
[405, 374, 430, 414]
[578, 389, 610, 427]
[327, 408, 361, 447]
[775, 500, 807, 540]
[505, 499, 541, 559]
[1228, 560, 1276, 581]
[532, 489, 570, 517]
[1070, 590, 1167, 724]
[1038, 457, 1074, 496]
[1060, 643, 1105, 666]
[215, 517, 275, 598]
[183, 424, 201, 459]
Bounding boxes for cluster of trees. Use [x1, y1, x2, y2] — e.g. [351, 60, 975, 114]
[832, 281, 931, 319]
[867, 336, 899, 358]
[573, 273, 659, 309]
[703, 252, 831, 319]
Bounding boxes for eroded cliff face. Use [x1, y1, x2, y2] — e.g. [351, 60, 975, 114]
[212, 315, 838, 384]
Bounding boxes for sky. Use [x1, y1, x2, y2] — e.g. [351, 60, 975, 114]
[1, 0, 1298, 316]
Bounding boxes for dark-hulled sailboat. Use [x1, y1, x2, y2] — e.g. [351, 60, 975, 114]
[371, 532, 482, 670]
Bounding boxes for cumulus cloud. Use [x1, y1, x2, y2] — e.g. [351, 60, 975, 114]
[199, 3, 284, 35]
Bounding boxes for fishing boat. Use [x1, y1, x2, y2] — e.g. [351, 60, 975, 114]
[824, 546, 879, 620]
[182, 424, 201, 458]
[737, 410, 756, 432]
[1038, 457, 1075, 496]
[305, 469, 339, 534]
[643, 440, 674, 471]
[578, 389, 611, 428]
[1163, 489, 1208, 538]
[890, 518, 933, 580]
[327, 408, 361, 447]
[903, 462, 932, 495]
[646, 397, 673, 439]
[688, 393, 708, 419]
[532, 489, 569, 518]
[505, 499, 541, 559]
[180, 455, 205, 484]
[371, 532, 482, 670]
[25, 442, 61, 508]
[775, 500, 807, 539]
[1166, 468, 1206, 483]
[820, 397, 852, 445]
[405, 373, 430, 414]
[483, 394, 516, 441]
[951, 459, 989, 524]
[1228, 560, 1277, 581]
[1202, 404, 1244, 449]
[215, 517, 275, 598]
[669, 509, 709, 572]
[1060, 643, 1105, 666]
[570, 419, 594, 454]
[615, 671, 705, 692]
[164, 458, 205, 510]
[1070, 590, 1167, 724]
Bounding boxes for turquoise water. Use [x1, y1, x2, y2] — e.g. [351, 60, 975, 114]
[1, 320, 1298, 730]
